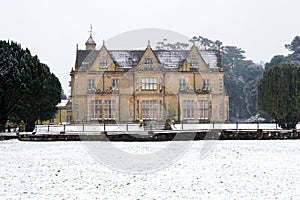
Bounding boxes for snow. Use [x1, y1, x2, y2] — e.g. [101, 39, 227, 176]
[1, 140, 300, 199]
[199, 50, 219, 68]
[155, 50, 188, 68]
[56, 100, 69, 108]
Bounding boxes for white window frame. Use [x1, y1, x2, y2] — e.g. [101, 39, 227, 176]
[90, 100, 102, 120]
[197, 100, 209, 120]
[141, 100, 157, 120]
[144, 58, 153, 68]
[112, 79, 119, 91]
[104, 100, 116, 120]
[203, 79, 210, 90]
[88, 79, 95, 91]
[179, 78, 186, 91]
[183, 100, 194, 119]
[190, 58, 199, 68]
[99, 60, 108, 68]
[141, 78, 157, 91]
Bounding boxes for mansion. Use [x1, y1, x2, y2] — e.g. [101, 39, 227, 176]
[70, 34, 229, 124]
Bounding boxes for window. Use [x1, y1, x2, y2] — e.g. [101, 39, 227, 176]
[88, 79, 95, 91]
[144, 58, 153, 68]
[159, 100, 163, 120]
[67, 116, 72, 123]
[90, 100, 102, 120]
[135, 79, 139, 91]
[179, 79, 186, 91]
[141, 78, 157, 90]
[142, 100, 157, 119]
[112, 79, 119, 91]
[99, 60, 108, 68]
[183, 100, 194, 119]
[203, 79, 210, 90]
[197, 100, 209, 119]
[159, 78, 162, 91]
[104, 100, 116, 119]
[190, 58, 199, 68]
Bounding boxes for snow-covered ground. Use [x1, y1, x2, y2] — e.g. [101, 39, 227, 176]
[1, 140, 300, 199]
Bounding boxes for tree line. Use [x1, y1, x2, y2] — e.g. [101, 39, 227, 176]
[0, 40, 61, 132]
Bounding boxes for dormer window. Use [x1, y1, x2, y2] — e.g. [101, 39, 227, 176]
[100, 60, 108, 68]
[190, 58, 198, 68]
[144, 58, 153, 68]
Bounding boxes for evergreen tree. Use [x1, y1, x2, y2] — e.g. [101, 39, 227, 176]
[258, 64, 300, 129]
[0, 40, 61, 132]
[285, 36, 300, 53]
[266, 36, 300, 69]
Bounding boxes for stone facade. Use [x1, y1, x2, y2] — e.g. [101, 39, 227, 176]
[70, 35, 229, 124]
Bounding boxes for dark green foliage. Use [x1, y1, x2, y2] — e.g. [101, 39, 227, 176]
[0, 40, 61, 132]
[285, 36, 300, 53]
[266, 36, 300, 70]
[189, 36, 218, 50]
[222, 50, 264, 120]
[258, 65, 300, 129]
[61, 89, 67, 100]
[156, 39, 189, 50]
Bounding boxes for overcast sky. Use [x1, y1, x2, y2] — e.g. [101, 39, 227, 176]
[1, 0, 299, 94]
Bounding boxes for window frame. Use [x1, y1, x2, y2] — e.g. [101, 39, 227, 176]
[99, 60, 108, 68]
[88, 79, 95, 91]
[179, 78, 186, 91]
[112, 79, 119, 91]
[141, 78, 157, 91]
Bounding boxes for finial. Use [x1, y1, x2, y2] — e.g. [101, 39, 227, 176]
[103, 40, 105, 46]
[192, 40, 195, 47]
[147, 40, 150, 47]
[76, 43, 78, 50]
[89, 24, 93, 36]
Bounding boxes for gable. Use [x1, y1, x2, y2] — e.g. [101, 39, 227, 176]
[89, 45, 115, 71]
[185, 46, 210, 71]
[74, 44, 220, 71]
[136, 46, 162, 71]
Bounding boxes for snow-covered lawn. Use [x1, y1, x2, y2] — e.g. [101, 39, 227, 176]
[1, 140, 300, 199]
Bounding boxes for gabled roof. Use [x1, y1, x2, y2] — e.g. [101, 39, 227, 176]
[56, 100, 70, 108]
[75, 46, 220, 69]
[76, 50, 99, 68]
[155, 50, 189, 68]
[109, 50, 144, 68]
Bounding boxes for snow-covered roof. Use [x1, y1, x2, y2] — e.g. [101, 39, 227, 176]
[75, 48, 220, 69]
[56, 100, 69, 108]
[199, 50, 219, 68]
[109, 50, 144, 68]
[154, 50, 188, 68]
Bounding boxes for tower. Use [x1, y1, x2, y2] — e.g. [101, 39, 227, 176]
[85, 25, 96, 50]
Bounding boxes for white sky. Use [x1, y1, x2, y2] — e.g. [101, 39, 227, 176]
[1, 0, 299, 94]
